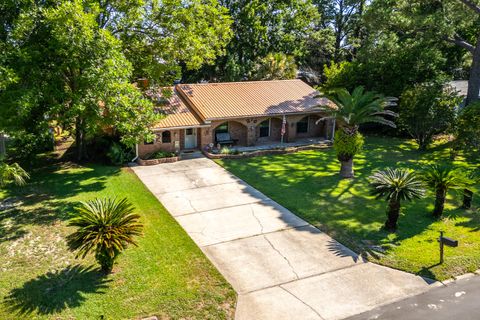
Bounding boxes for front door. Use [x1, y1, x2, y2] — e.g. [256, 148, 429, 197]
[184, 128, 197, 149]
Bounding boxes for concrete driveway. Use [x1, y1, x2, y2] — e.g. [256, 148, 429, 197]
[132, 157, 434, 320]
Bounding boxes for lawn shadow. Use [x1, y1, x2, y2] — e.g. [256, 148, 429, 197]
[3, 264, 111, 316]
[0, 162, 120, 243]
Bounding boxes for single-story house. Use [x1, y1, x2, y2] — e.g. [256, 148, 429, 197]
[138, 79, 334, 157]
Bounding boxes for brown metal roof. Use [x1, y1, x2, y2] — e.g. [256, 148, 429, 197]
[176, 79, 330, 120]
[146, 87, 205, 129]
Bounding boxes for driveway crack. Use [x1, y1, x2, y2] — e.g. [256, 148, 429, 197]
[280, 286, 325, 320]
[250, 204, 265, 234]
[263, 235, 299, 280]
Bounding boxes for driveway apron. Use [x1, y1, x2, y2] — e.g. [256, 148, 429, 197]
[132, 157, 434, 320]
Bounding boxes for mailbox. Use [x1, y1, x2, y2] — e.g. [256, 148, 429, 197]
[440, 236, 458, 247]
[438, 231, 458, 263]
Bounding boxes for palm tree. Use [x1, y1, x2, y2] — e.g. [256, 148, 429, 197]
[370, 168, 425, 231]
[67, 197, 143, 274]
[423, 165, 465, 217]
[0, 160, 30, 187]
[320, 86, 398, 178]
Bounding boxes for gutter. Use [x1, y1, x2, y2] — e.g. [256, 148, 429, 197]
[131, 143, 139, 162]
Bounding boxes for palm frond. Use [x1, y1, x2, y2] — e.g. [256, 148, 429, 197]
[370, 168, 425, 202]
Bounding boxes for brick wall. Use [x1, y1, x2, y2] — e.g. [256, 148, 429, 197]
[138, 129, 181, 157]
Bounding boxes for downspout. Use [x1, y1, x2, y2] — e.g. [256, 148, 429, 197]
[331, 119, 336, 141]
[131, 143, 139, 162]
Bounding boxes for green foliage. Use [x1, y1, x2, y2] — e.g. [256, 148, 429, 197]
[187, 0, 320, 81]
[251, 53, 297, 80]
[334, 130, 364, 160]
[370, 168, 425, 231]
[456, 101, 480, 155]
[423, 164, 466, 217]
[107, 143, 132, 166]
[220, 146, 233, 155]
[322, 61, 360, 92]
[67, 197, 143, 274]
[0, 159, 29, 187]
[321, 86, 397, 131]
[370, 168, 425, 203]
[149, 151, 176, 159]
[399, 81, 460, 150]
[0, 0, 232, 159]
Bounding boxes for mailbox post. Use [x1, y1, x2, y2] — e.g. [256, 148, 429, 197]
[438, 231, 458, 264]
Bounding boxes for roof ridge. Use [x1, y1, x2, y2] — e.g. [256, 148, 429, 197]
[179, 79, 303, 86]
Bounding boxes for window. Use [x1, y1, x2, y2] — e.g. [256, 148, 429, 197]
[259, 119, 270, 137]
[162, 131, 171, 143]
[215, 123, 229, 133]
[297, 117, 309, 133]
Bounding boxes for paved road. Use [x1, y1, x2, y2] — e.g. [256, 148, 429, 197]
[132, 157, 434, 320]
[346, 274, 480, 320]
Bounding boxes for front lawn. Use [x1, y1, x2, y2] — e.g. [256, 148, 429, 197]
[0, 163, 235, 319]
[217, 136, 480, 280]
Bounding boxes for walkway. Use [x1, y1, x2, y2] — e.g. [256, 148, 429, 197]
[132, 157, 434, 320]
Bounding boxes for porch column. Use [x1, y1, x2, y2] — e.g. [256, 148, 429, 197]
[247, 124, 256, 146]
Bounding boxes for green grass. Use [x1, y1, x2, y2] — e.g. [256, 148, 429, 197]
[0, 162, 235, 319]
[216, 136, 480, 281]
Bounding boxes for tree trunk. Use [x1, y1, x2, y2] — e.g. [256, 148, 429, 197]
[339, 158, 354, 178]
[433, 187, 447, 217]
[75, 116, 85, 161]
[385, 198, 401, 231]
[463, 189, 474, 209]
[466, 34, 480, 105]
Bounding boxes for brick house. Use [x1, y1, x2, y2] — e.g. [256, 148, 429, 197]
[138, 79, 334, 157]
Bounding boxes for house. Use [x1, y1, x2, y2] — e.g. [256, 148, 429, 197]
[138, 79, 334, 157]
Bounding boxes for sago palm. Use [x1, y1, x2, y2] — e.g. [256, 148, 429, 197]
[0, 161, 30, 187]
[423, 165, 465, 217]
[370, 168, 425, 231]
[320, 86, 397, 178]
[461, 169, 479, 209]
[67, 197, 143, 274]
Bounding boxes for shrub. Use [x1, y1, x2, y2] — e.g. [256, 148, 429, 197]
[333, 130, 364, 161]
[220, 147, 232, 154]
[0, 159, 30, 187]
[107, 142, 132, 165]
[67, 198, 143, 274]
[456, 101, 480, 155]
[149, 151, 176, 159]
[399, 81, 460, 151]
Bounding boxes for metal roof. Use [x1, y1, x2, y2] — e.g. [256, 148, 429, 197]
[146, 87, 205, 129]
[176, 79, 330, 120]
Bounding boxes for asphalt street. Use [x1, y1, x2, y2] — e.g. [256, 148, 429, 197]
[346, 275, 480, 320]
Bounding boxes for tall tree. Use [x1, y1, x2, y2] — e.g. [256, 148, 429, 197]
[313, 0, 366, 61]
[365, 0, 480, 105]
[0, 0, 232, 159]
[187, 0, 320, 81]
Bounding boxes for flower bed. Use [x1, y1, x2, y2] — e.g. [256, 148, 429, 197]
[137, 151, 179, 166]
[203, 144, 331, 159]
[137, 156, 179, 166]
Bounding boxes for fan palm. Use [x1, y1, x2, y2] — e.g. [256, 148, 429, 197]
[370, 168, 425, 231]
[320, 86, 398, 178]
[0, 161, 30, 187]
[67, 197, 143, 274]
[423, 165, 465, 217]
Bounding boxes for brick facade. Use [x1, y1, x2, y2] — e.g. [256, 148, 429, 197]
[138, 113, 332, 156]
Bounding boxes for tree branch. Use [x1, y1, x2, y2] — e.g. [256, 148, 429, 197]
[456, 0, 480, 15]
[445, 34, 475, 53]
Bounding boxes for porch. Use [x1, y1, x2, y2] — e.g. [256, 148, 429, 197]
[231, 137, 331, 153]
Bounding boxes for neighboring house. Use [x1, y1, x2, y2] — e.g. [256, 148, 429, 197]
[138, 79, 334, 157]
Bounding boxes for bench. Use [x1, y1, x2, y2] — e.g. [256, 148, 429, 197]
[215, 132, 238, 146]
